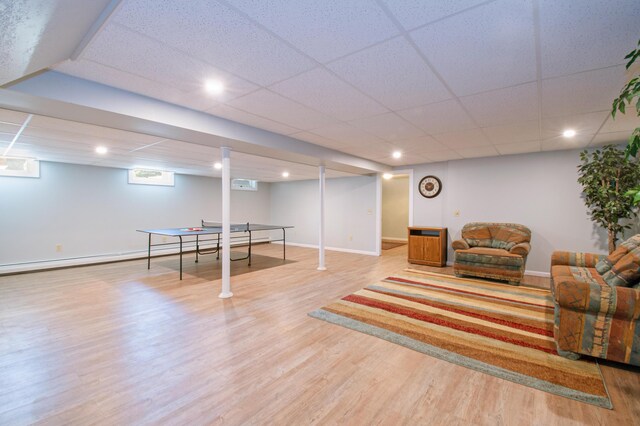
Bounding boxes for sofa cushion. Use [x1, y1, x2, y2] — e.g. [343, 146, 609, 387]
[461, 222, 531, 251]
[456, 247, 524, 267]
[551, 265, 607, 287]
[602, 248, 640, 287]
[596, 234, 640, 274]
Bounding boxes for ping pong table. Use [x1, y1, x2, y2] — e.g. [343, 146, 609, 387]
[137, 221, 293, 279]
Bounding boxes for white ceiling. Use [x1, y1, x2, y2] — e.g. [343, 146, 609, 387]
[2, 0, 640, 176]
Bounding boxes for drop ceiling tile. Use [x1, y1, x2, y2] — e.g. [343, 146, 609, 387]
[591, 131, 632, 147]
[541, 134, 593, 152]
[541, 111, 609, 139]
[541, 66, 626, 117]
[390, 135, 448, 152]
[349, 113, 425, 141]
[409, 0, 536, 96]
[483, 121, 541, 145]
[0, 109, 29, 125]
[227, 89, 338, 130]
[113, 0, 316, 86]
[433, 128, 490, 149]
[79, 23, 258, 100]
[56, 60, 218, 112]
[308, 123, 384, 146]
[270, 68, 387, 121]
[0, 122, 20, 135]
[226, 0, 399, 63]
[207, 104, 301, 136]
[398, 99, 476, 134]
[289, 132, 344, 150]
[328, 36, 451, 110]
[461, 83, 539, 127]
[538, 0, 640, 78]
[426, 150, 464, 162]
[495, 140, 542, 155]
[456, 145, 499, 159]
[381, 0, 491, 31]
[600, 110, 640, 133]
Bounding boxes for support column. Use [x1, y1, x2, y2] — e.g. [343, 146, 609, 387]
[219, 147, 233, 298]
[318, 165, 327, 271]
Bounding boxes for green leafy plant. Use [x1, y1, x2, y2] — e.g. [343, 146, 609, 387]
[578, 145, 640, 253]
[612, 38, 640, 204]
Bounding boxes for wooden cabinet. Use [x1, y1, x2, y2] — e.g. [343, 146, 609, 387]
[407, 227, 447, 267]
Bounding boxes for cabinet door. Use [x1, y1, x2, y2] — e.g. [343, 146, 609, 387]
[422, 236, 441, 263]
[408, 236, 425, 261]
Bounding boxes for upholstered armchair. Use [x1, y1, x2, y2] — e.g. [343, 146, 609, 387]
[452, 222, 532, 285]
[551, 235, 640, 366]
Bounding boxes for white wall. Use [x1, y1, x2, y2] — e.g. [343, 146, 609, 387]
[408, 148, 638, 274]
[382, 175, 409, 241]
[0, 161, 271, 268]
[270, 175, 378, 254]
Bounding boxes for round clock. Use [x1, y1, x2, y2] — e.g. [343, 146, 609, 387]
[418, 175, 442, 198]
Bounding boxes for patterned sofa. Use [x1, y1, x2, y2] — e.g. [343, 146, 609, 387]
[452, 223, 531, 285]
[551, 235, 640, 366]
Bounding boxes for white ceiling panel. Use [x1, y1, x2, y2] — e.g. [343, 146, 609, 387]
[79, 23, 258, 101]
[456, 145, 499, 159]
[113, 0, 316, 86]
[269, 68, 388, 121]
[433, 128, 491, 149]
[541, 111, 609, 140]
[349, 113, 425, 142]
[225, 0, 399, 63]
[56, 59, 218, 112]
[390, 135, 449, 153]
[288, 132, 346, 150]
[590, 131, 630, 147]
[542, 134, 592, 152]
[207, 104, 301, 136]
[600, 110, 640, 133]
[541, 66, 626, 118]
[227, 89, 338, 131]
[495, 140, 541, 155]
[308, 123, 384, 146]
[381, 0, 493, 31]
[483, 121, 540, 145]
[409, 0, 536, 96]
[538, 0, 640, 78]
[426, 150, 463, 162]
[398, 99, 476, 134]
[0, 109, 30, 125]
[328, 36, 451, 110]
[461, 82, 539, 127]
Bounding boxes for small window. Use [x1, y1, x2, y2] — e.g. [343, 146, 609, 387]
[232, 178, 258, 191]
[0, 157, 40, 178]
[128, 169, 174, 186]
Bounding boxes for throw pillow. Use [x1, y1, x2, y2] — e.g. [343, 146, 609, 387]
[596, 234, 640, 275]
[602, 249, 640, 287]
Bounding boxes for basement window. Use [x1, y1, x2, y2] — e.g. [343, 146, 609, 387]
[128, 169, 175, 186]
[0, 157, 40, 178]
[231, 178, 258, 191]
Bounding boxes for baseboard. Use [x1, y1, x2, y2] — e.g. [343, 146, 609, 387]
[381, 237, 408, 243]
[445, 261, 549, 278]
[272, 241, 378, 256]
[0, 238, 271, 275]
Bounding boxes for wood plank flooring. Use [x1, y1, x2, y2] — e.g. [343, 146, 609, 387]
[1, 244, 638, 425]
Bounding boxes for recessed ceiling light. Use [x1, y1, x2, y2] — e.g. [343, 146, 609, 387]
[95, 146, 108, 154]
[383, 173, 393, 180]
[392, 150, 402, 159]
[563, 129, 576, 138]
[205, 79, 225, 94]
[213, 162, 222, 170]
[282, 171, 290, 178]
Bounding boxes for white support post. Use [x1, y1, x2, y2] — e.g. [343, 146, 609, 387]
[219, 147, 233, 298]
[318, 165, 327, 271]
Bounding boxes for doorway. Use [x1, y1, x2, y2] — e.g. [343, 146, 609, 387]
[381, 174, 410, 252]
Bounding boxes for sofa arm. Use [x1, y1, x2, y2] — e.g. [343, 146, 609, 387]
[551, 251, 605, 268]
[510, 242, 531, 256]
[452, 239, 470, 250]
[554, 279, 640, 321]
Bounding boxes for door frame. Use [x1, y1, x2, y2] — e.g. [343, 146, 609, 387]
[376, 169, 414, 256]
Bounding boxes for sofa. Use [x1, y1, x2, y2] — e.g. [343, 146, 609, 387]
[452, 222, 531, 285]
[551, 235, 640, 366]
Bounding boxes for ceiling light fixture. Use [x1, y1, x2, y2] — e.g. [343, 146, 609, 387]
[562, 129, 576, 138]
[383, 173, 393, 180]
[392, 150, 402, 159]
[205, 79, 225, 94]
[282, 171, 290, 178]
[95, 146, 108, 154]
[213, 162, 222, 170]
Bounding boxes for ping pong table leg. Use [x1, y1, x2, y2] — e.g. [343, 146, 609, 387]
[147, 233, 151, 269]
[179, 236, 183, 280]
[195, 235, 199, 263]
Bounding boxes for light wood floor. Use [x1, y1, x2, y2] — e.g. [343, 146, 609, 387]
[1, 244, 638, 425]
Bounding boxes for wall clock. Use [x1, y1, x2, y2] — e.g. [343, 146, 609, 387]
[418, 175, 442, 198]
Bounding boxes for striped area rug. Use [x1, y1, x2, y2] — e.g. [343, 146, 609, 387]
[309, 269, 612, 408]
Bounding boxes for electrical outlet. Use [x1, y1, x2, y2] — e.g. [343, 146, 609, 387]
[367, 208, 372, 215]
[349, 235, 353, 241]
[55, 244, 63, 252]
[454, 210, 460, 217]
